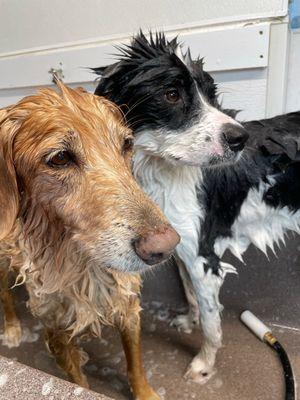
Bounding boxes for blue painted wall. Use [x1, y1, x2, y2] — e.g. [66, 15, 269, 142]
[290, 0, 300, 29]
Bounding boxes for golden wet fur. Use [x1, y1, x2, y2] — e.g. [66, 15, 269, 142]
[0, 83, 172, 399]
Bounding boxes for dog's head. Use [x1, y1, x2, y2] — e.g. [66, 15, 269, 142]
[94, 32, 248, 167]
[0, 83, 179, 288]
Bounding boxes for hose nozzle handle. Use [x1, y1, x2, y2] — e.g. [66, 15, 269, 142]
[240, 310, 272, 342]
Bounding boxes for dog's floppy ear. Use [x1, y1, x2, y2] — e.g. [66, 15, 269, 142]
[92, 62, 124, 98]
[92, 65, 107, 77]
[0, 108, 19, 240]
[92, 62, 122, 79]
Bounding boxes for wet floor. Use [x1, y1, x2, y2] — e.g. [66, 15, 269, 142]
[0, 237, 300, 400]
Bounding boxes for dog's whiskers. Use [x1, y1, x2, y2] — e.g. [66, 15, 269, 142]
[124, 93, 153, 118]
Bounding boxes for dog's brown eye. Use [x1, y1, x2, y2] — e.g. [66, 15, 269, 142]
[165, 88, 180, 103]
[123, 137, 134, 153]
[48, 151, 73, 167]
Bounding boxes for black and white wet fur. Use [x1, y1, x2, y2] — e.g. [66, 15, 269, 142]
[93, 32, 300, 384]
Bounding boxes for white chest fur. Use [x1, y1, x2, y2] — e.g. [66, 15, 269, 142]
[133, 151, 203, 267]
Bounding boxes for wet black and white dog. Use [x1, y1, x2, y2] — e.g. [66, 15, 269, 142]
[93, 32, 300, 384]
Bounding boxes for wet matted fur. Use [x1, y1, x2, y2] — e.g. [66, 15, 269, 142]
[94, 31, 300, 384]
[0, 82, 179, 400]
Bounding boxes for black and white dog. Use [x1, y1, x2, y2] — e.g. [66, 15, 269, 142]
[93, 32, 300, 384]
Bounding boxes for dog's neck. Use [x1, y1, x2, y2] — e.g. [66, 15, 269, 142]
[133, 148, 203, 265]
[133, 148, 202, 191]
[17, 218, 141, 336]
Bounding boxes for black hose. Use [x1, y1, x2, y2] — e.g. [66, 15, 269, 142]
[269, 341, 295, 400]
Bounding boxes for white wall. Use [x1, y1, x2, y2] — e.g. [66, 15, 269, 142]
[286, 29, 300, 112]
[0, 0, 288, 55]
[0, 0, 295, 122]
[214, 69, 268, 121]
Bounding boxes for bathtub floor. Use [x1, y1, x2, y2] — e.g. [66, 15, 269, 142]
[0, 283, 299, 400]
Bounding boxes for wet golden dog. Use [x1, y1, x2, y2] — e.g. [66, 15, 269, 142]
[0, 82, 179, 399]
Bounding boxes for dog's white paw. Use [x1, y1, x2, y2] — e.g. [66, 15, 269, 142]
[184, 355, 216, 385]
[171, 313, 196, 334]
[1, 321, 22, 348]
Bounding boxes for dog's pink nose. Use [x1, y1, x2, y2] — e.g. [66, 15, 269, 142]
[133, 225, 180, 265]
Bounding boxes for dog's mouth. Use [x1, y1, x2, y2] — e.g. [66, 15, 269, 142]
[134, 126, 245, 168]
[104, 249, 173, 273]
[88, 225, 179, 273]
[163, 141, 242, 168]
[206, 147, 243, 167]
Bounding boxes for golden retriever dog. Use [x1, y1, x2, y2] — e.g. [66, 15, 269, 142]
[0, 82, 179, 400]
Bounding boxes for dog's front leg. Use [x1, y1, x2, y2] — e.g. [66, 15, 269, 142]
[171, 257, 200, 333]
[119, 301, 161, 400]
[0, 264, 22, 348]
[45, 329, 89, 388]
[184, 256, 224, 384]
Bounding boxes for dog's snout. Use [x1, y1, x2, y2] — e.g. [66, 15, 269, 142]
[133, 225, 180, 265]
[222, 124, 249, 152]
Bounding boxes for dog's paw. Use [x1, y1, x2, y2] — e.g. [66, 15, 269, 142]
[170, 313, 196, 334]
[184, 355, 216, 385]
[1, 321, 22, 348]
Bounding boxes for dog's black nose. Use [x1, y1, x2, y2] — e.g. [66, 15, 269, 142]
[222, 124, 249, 152]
